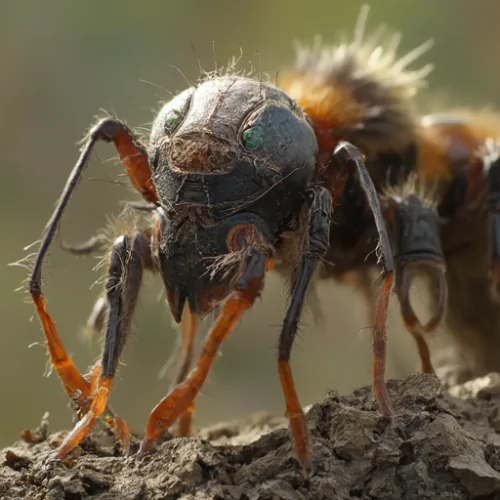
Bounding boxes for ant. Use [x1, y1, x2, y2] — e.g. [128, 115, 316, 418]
[25, 8, 439, 472]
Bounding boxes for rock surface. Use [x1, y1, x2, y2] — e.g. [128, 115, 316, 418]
[3, 373, 500, 499]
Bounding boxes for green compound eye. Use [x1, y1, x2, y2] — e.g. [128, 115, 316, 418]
[165, 112, 180, 133]
[241, 127, 263, 151]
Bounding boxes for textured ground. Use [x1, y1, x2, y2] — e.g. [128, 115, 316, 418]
[3, 372, 500, 499]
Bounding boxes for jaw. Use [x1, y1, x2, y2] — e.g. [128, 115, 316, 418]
[162, 265, 235, 323]
[156, 206, 275, 323]
[396, 258, 448, 334]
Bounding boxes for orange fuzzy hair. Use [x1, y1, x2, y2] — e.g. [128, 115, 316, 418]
[416, 110, 500, 182]
[278, 6, 434, 162]
[380, 110, 500, 209]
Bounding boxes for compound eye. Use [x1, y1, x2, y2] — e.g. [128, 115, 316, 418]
[238, 102, 317, 175]
[241, 126, 264, 151]
[162, 89, 193, 135]
[165, 112, 181, 133]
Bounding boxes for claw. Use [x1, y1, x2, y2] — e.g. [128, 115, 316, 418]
[56, 377, 112, 459]
[398, 260, 447, 335]
[103, 409, 131, 455]
[396, 260, 448, 373]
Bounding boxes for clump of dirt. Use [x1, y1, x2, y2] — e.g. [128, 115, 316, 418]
[3, 372, 500, 499]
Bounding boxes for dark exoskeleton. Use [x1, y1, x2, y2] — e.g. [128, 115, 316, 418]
[25, 7, 454, 472]
[28, 74, 401, 472]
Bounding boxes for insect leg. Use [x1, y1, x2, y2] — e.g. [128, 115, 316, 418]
[139, 243, 269, 454]
[61, 201, 156, 256]
[81, 296, 110, 342]
[278, 185, 332, 473]
[61, 234, 109, 256]
[172, 305, 199, 437]
[77, 357, 131, 454]
[334, 141, 395, 417]
[56, 231, 154, 459]
[71, 279, 199, 438]
[63, 228, 199, 438]
[28, 119, 158, 426]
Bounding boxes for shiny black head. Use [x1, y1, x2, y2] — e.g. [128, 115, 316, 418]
[147, 76, 318, 320]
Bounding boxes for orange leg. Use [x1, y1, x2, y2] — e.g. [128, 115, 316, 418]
[344, 268, 434, 379]
[278, 361, 311, 470]
[353, 269, 434, 375]
[57, 377, 112, 458]
[277, 186, 333, 473]
[38, 232, 153, 459]
[408, 330, 434, 374]
[139, 251, 267, 454]
[334, 142, 396, 418]
[344, 268, 405, 409]
[83, 360, 131, 455]
[65, 242, 198, 440]
[79, 360, 102, 414]
[27, 118, 159, 455]
[176, 406, 194, 438]
[31, 295, 92, 408]
[372, 273, 395, 417]
[112, 123, 158, 204]
[102, 409, 130, 455]
[173, 305, 199, 437]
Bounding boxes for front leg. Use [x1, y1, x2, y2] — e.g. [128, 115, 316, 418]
[62, 242, 201, 439]
[67, 278, 200, 439]
[171, 305, 199, 437]
[278, 185, 332, 473]
[139, 232, 270, 454]
[56, 231, 154, 459]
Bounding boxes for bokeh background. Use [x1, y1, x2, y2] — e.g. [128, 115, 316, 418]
[1, 0, 500, 448]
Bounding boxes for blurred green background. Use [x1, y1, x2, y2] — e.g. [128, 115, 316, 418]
[1, 0, 499, 448]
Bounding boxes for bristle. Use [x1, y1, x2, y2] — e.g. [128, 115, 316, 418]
[386, 32, 402, 59]
[279, 8, 434, 159]
[353, 5, 370, 48]
[364, 24, 388, 54]
[381, 171, 439, 209]
[393, 38, 434, 72]
[195, 49, 271, 87]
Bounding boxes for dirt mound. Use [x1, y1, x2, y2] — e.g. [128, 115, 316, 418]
[3, 373, 500, 499]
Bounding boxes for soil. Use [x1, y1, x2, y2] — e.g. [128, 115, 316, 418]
[3, 372, 500, 499]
